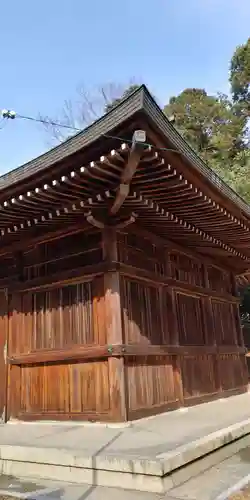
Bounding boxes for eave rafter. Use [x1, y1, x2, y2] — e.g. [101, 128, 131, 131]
[0, 143, 131, 237]
[104, 190, 248, 262]
[131, 148, 250, 253]
[0, 139, 249, 270]
[110, 130, 146, 215]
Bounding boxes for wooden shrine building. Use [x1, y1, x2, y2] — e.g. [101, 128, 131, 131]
[0, 85, 250, 422]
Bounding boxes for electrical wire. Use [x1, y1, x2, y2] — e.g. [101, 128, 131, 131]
[2, 109, 249, 161]
[17, 113, 81, 132]
[0, 108, 183, 155]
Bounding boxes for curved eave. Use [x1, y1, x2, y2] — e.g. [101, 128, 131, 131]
[0, 84, 249, 222]
[0, 85, 249, 272]
[0, 142, 249, 273]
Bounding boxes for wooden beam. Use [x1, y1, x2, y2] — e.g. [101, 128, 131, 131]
[8, 261, 118, 293]
[110, 130, 145, 215]
[0, 221, 96, 260]
[119, 263, 240, 303]
[8, 343, 246, 365]
[129, 223, 236, 274]
[102, 227, 127, 421]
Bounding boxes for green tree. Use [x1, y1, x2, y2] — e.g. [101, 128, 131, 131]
[214, 149, 250, 202]
[163, 88, 246, 166]
[230, 38, 250, 115]
[239, 284, 250, 323]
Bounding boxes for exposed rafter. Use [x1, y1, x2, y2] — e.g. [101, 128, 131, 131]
[110, 130, 146, 215]
[105, 190, 248, 262]
[0, 140, 249, 270]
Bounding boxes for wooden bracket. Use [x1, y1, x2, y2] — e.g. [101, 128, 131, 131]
[110, 130, 146, 215]
[115, 213, 138, 229]
[85, 210, 138, 230]
[84, 211, 105, 229]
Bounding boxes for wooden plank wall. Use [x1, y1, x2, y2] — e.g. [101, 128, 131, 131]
[118, 230, 248, 419]
[6, 230, 116, 421]
[1, 225, 248, 422]
[8, 277, 112, 420]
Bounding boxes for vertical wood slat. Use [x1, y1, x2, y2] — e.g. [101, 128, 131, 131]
[176, 293, 205, 345]
[23, 230, 102, 282]
[121, 278, 164, 344]
[211, 300, 237, 345]
[4, 223, 248, 423]
[17, 360, 111, 418]
[0, 290, 8, 420]
[126, 355, 179, 418]
[218, 353, 247, 392]
[231, 274, 244, 347]
[163, 287, 184, 405]
[9, 281, 101, 354]
[181, 354, 217, 402]
[8, 291, 21, 419]
[102, 227, 126, 421]
[7, 276, 112, 421]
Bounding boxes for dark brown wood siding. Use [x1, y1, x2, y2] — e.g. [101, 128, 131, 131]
[2, 226, 248, 422]
[8, 276, 111, 420]
[118, 229, 247, 419]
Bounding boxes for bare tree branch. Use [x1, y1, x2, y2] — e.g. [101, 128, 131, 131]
[39, 79, 141, 145]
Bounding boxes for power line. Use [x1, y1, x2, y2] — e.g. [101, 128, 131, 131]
[1, 109, 81, 132]
[1, 108, 250, 161]
[0, 108, 183, 155]
[18, 114, 82, 132]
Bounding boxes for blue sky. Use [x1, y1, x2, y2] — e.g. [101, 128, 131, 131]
[0, 0, 249, 175]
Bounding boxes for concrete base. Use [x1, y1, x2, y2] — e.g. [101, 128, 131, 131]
[2, 394, 250, 494]
[1, 420, 250, 494]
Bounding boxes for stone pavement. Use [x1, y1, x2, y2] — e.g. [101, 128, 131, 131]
[1, 447, 250, 500]
[1, 393, 250, 496]
[2, 392, 250, 456]
[0, 475, 162, 500]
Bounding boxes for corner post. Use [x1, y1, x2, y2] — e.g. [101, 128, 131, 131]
[102, 227, 127, 421]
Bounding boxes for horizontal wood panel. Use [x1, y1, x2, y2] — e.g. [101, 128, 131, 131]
[10, 360, 110, 419]
[120, 344, 246, 356]
[8, 343, 246, 365]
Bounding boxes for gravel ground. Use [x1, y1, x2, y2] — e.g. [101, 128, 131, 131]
[230, 484, 250, 499]
[0, 497, 22, 500]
